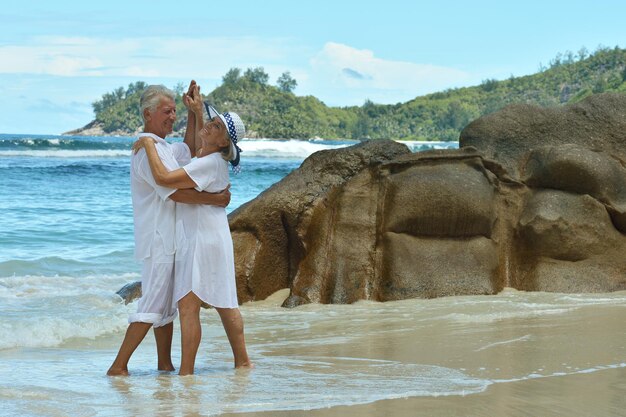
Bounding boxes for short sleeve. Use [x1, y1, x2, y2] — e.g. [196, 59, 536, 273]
[171, 142, 192, 166]
[134, 150, 176, 200]
[182, 155, 219, 192]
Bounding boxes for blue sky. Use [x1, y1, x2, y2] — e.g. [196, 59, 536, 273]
[1, 0, 625, 134]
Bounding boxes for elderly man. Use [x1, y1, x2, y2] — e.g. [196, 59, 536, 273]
[107, 83, 228, 376]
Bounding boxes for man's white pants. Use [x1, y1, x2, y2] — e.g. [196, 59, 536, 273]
[128, 239, 177, 327]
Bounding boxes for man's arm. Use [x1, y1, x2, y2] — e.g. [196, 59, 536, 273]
[187, 84, 205, 154]
[183, 110, 196, 157]
[169, 186, 231, 207]
[183, 81, 197, 157]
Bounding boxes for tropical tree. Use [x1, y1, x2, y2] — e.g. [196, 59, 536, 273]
[277, 71, 297, 93]
[223, 68, 242, 85]
[243, 67, 269, 85]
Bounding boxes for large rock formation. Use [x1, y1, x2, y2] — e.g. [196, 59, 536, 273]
[458, 93, 626, 295]
[460, 93, 626, 178]
[116, 93, 626, 307]
[229, 140, 411, 305]
[230, 93, 626, 306]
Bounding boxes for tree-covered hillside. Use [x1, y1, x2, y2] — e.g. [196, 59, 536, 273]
[88, 46, 626, 141]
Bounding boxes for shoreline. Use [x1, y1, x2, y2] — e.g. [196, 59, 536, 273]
[222, 366, 625, 417]
[58, 124, 458, 144]
[222, 368, 626, 417]
[2, 128, 457, 144]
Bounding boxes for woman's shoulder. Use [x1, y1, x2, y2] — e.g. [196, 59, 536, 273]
[203, 152, 229, 169]
[190, 152, 221, 166]
[184, 152, 228, 179]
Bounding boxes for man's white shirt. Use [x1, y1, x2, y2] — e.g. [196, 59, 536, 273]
[130, 133, 191, 260]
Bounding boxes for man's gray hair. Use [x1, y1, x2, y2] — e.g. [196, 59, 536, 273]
[140, 85, 176, 121]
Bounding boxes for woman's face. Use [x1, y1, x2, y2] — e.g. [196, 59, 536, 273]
[199, 116, 230, 154]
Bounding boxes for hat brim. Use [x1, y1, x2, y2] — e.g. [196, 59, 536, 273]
[204, 104, 241, 167]
[215, 112, 240, 166]
[229, 141, 240, 167]
[217, 114, 229, 136]
[204, 102, 220, 120]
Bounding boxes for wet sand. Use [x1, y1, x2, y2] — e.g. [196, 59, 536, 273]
[224, 289, 626, 417]
[1, 289, 624, 416]
[226, 367, 625, 417]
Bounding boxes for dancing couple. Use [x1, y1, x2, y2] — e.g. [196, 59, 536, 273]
[107, 81, 252, 376]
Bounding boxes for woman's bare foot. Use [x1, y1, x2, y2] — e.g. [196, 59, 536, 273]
[235, 361, 255, 370]
[158, 361, 175, 372]
[107, 367, 130, 376]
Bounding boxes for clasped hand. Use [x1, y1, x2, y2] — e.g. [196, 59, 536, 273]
[182, 80, 203, 115]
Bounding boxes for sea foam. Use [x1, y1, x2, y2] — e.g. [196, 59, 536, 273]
[0, 138, 459, 159]
[0, 149, 131, 158]
[238, 139, 350, 159]
[0, 273, 137, 349]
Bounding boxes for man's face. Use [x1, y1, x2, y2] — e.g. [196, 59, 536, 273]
[148, 97, 176, 137]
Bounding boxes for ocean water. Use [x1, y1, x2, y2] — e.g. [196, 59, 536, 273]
[2, 134, 625, 417]
[0, 134, 455, 279]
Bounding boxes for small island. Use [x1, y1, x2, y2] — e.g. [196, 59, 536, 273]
[66, 47, 626, 142]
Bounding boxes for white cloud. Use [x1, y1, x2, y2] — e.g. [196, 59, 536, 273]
[0, 35, 296, 79]
[304, 42, 472, 105]
[0, 37, 480, 133]
[0, 35, 474, 107]
[0, 35, 306, 133]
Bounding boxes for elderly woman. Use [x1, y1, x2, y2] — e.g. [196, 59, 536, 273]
[133, 85, 252, 375]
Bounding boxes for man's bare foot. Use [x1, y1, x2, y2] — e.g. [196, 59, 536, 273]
[178, 370, 194, 376]
[107, 367, 129, 376]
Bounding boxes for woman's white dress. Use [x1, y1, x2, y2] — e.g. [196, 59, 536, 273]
[173, 152, 238, 308]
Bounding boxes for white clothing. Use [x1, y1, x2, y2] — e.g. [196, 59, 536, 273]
[130, 133, 191, 260]
[174, 153, 238, 308]
[128, 237, 177, 327]
[129, 133, 190, 326]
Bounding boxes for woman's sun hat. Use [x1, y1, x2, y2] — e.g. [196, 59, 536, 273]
[204, 102, 245, 171]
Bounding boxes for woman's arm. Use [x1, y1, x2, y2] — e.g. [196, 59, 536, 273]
[133, 137, 197, 189]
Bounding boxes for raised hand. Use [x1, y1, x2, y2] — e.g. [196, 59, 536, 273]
[182, 80, 197, 110]
[187, 84, 203, 115]
[187, 80, 196, 97]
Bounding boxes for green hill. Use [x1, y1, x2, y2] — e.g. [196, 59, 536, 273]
[87, 46, 626, 141]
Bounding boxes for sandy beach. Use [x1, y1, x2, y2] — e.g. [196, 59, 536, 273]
[227, 367, 625, 417]
[223, 288, 626, 417]
[1, 285, 625, 416]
